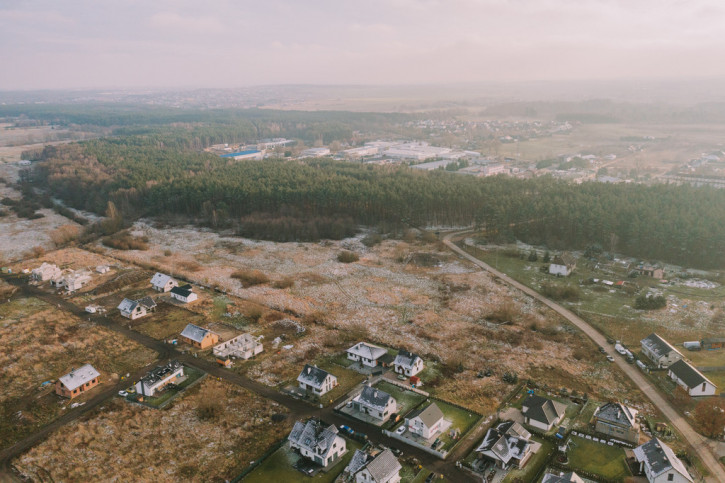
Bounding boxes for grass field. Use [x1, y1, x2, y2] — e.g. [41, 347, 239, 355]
[314, 361, 366, 406]
[243, 438, 362, 483]
[435, 400, 481, 450]
[566, 435, 632, 480]
[135, 306, 207, 340]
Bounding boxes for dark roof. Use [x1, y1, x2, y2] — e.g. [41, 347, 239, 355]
[171, 285, 193, 297]
[634, 438, 692, 482]
[297, 364, 333, 387]
[594, 402, 637, 428]
[640, 333, 680, 359]
[393, 349, 422, 369]
[542, 472, 584, 483]
[551, 253, 576, 267]
[357, 385, 394, 410]
[522, 395, 566, 425]
[668, 360, 714, 389]
[378, 353, 395, 365]
[140, 360, 183, 386]
[138, 296, 156, 309]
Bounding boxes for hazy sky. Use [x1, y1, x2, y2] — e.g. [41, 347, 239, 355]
[2, 0, 724, 90]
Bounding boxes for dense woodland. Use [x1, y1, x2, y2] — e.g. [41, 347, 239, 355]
[26, 136, 725, 268]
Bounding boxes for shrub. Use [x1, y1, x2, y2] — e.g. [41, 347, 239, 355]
[337, 251, 359, 263]
[272, 276, 295, 289]
[246, 307, 263, 323]
[49, 224, 81, 247]
[102, 230, 149, 250]
[540, 282, 580, 301]
[502, 371, 518, 384]
[421, 231, 438, 244]
[231, 269, 270, 287]
[163, 249, 173, 256]
[179, 260, 202, 272]
[634, 293, 666, 310]
[362, 233, 383, 247]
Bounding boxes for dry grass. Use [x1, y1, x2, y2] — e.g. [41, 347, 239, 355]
[15, 379, 292, 483]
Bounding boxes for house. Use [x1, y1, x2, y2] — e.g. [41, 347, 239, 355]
[135, 360, 184, 397]
[288, 419, 346, 468]
[476, 421, 534, 469]
[351, 385, 397, 422]
[549, 253, 576, 276]
[542, 472, 585, 483]
[405, 402, 445, 439]
[521, 394, 566, 431]
[150, 272, 178, 292]
[346, 449, 402, 483]
[61, 272, 92, 293]
[635, 264, 665, 279]
[640, 333, 684, 368]
[31, 263, 61, 282]
[347, 342, 388, 367]
[179, 323, 219, 349]
[117, 296, 156, 320]
[392, 350, 424, 377]
[701, 337, 725, 350]
[667, 360, 717, 396]
[170, 284, 198, 303]
[592, 402, 640, 444]
[55, 364, 100, 399]
[633, 438, 693, 483]
[96, 265, 110, 274]
[213, 333, 263, 362]
[297, 364, 338, 396]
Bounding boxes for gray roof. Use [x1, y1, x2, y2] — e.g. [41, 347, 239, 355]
[476, 421, 531, 465]
[363, 449, 401, 482]
[171, 284, 193, 297]
[346, 450, 369, 475]
[634, 438, 692, 482]
[393, 349, 422, 370]
[140, 360, 183, 386]
[297, 364, 334, 388]
[347, 342, 387, 360]
[356, 385, 394, 411]
[522, 395, 567, 425]
[150, 272, 174, 287]
[117, 298, 137, 312]
[180, 323, 210, 343]
[58, 364, 100, 391]
[668, 359, 715, 389]
[641, 333, 681, 360]
[594, 402, 638, 428]
[138, 296, 156, 309]
[407, 402, 444, 429]
[542, 472, 584, 483]
[288, 419, 340, 459]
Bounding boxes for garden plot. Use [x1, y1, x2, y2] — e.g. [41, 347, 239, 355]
[14, 378, 292, 483]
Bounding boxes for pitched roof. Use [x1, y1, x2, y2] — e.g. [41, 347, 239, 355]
[363, 449, 401, 482]
[139, 360, 183, 386]
[346, 450, 370, 475]
[522, 395, 567, 425]
[170, 284, 193, 297]
[407, 402, 444, 429]
[117, 298, 137, 312]
[594, 402, 638, 428]
[150, 272, 174, 287]
[551, 253, 576, 267]
[347, 342, 387, 361]
[634, 438, 693, 482]
[138, 296, 156, 309]
[59, 364, 100, 391]
[640, 333, 682, 360]
[542, 472, 585, 483]
[476, 421, 531, 465]
[297, 364, 334, 388]
[393, 349, 422, 369]
[180, 323, 211, 343]
[356, 385, 394, 411]
[288, 419, 340, 459]
[668, 359, 715, 389]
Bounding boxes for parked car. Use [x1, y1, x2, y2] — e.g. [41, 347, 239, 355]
[118, 390, 128, 397]
[606, 355, 615, 362]
[397, 374, 407, 381]
[339, 425, 354, 436]
[431, 438, 441, 449]
[395, 425, 406, 435]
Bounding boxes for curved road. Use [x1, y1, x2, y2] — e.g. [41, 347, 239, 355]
[443, 230, 725, 482]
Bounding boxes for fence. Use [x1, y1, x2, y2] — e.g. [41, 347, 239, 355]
[382, 429, 448, 459]
[229, 438, 287, 483]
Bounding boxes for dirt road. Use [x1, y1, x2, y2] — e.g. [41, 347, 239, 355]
[443, 231, 725, 482]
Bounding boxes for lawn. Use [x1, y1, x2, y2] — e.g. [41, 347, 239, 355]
[314, 361, 365, 406]
[566, 435, 632, 480]
[571, 399, 599, 429]
[243, 438, 362, 483]
[374, 381, 427, 415]
[502, 437, 554, 483]
[435, 400, 481, 450]
[135, 308, 207, 340]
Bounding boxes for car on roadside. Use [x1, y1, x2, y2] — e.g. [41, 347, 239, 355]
[606, 355, 615, 362]
[118, 390, 128, 397]
[395, 425, 406, 435]
[339, 425, 354, 436]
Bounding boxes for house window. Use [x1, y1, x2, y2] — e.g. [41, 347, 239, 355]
[668, 474, 674, 481]
[702, 382, 706, 391]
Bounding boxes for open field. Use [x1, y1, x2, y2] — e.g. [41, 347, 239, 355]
[243, 437, 363, 483]
[98, 224, 649, 415]
[14, 378, 292, 483]
[565, 435, 632, 480]
[0, 295, 156, 449]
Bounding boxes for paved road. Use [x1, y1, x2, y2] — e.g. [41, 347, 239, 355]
[443, 231, 725, 482]
[0, 277, 479, 482]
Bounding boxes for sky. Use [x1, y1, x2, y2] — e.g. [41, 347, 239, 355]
[2, 0, 725, 90]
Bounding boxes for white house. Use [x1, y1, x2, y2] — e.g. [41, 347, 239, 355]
[476, 421, 535, 469]
[117, 296, 156, 320]
[213, 333, 263, 361]
[170, 284, 198, 303]
[288, 419, 346, 468]
[96, 265, 110, 274]
[393, 350, 424, 377]
[346, 449, 402, 483]
[405, 402, 445, 439]
[667, 360, 717, 396]
[61, 272, 92, 293]
[634, 438, 693, 483]
[150, 272, 178, 292]
[521, 394, 566, 431]
[347, 342, 388, 367]
[297, 364, 338, 396]
[549, 253, 576, 277]
[640, 333, 683, 368]
[135, 360, 184, 397]
[351, 385, 397, 422]
[31, 263, 61, 282]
